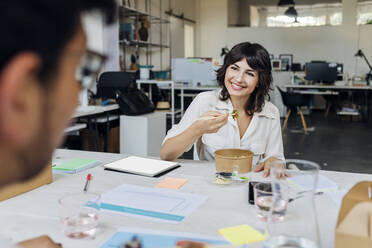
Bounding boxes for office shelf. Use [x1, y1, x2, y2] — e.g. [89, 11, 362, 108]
[119, 0, 171, 72]
[119, 6, 170, 24]
[119, 39, 170, 48]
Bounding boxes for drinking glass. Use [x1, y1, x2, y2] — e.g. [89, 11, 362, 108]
[264, 159, 320, 248]
[58, 192, 100, 239]
[254, 182, 288, 222]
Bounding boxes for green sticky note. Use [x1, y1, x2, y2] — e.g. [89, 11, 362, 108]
[218, 225, 265, 245]
[189, 58, 201, 63]
[53, 159, 98, 171]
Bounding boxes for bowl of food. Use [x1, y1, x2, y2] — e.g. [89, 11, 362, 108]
[214, 149, 254, 173]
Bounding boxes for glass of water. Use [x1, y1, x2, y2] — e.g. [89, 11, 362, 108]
[58, 192, 100, 239]
[254, 182, 288, 222]
[265, 159, 320, 248]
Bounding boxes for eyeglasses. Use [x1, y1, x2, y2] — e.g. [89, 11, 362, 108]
[75, 50, 107, 89]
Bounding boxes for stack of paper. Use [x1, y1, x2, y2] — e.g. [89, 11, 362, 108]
[99, 184, 207, 223]
[52, 158, 100, 174]
[287, 174, 338, 192]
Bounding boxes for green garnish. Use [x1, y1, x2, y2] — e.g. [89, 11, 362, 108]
[231, 109, 239, 120]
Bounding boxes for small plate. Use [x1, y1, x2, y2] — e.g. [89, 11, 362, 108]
[206, 172, 249, 186]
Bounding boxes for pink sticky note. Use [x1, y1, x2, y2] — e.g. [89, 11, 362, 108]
[155, 177, 188, 189]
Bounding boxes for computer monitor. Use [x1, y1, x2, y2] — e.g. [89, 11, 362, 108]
[305, 62, 338, 84]
[96, 71, 136, 99]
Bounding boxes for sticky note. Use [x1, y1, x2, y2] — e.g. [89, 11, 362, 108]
[218, 225, 265, 245]
[155, 177, 188, 190]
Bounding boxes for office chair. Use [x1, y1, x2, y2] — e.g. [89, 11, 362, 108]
[96, 71, 136, 99]
[277, 86, 312, 134]
[323, 94, 341, 118]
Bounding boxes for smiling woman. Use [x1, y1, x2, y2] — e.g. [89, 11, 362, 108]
[217, 42, 272, 116]
[160, 42, 284, 178]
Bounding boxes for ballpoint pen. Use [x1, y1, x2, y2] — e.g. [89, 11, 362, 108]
[83, 173, 92, 192]
[289, 191, 323, 203]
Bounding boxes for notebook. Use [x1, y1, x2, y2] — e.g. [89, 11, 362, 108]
[52, 158, 101, 174]
[103, 156, 179, 177]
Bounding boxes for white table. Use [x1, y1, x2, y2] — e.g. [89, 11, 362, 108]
[284, 84, 372, 90]
[72, 104, 119, 118]
[158, 84, 219, 91]
[284, 84, 372, 121]
[71, 104, 120, 151]
[64, 123, 87, 134]
[0, 149, 371, 248]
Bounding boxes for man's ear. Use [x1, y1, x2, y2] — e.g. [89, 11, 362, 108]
[0, 52, 42, 146]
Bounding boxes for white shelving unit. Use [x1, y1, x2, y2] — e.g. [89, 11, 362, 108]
[136, 79, 184, 126]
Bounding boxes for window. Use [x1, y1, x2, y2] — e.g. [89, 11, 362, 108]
[266, 4, 342, 27]
[227, 0, 342, 28]
[357, 0, 372, 25]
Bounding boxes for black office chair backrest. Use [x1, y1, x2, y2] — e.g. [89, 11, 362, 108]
[97, 71, 136, 99]
[98, 71, 136, 88]
[276, 86, 311, 110]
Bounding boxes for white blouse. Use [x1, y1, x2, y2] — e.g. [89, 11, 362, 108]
[163, 90, 284, 167]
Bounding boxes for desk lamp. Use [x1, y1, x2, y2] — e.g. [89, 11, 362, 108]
[355, 49, 372, 85]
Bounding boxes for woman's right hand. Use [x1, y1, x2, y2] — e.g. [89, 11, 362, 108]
[193, 111, 228, 135]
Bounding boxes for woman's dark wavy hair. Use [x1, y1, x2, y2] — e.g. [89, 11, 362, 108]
[216, 42, 273, 116]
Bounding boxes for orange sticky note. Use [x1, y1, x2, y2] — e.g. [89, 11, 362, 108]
[155, 177, 188, 189]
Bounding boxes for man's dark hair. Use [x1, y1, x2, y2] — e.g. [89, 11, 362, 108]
[0, 0, 116, 85]
[216, 42, 273, 116]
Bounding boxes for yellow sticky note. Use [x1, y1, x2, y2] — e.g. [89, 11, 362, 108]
[155, 177, 188, 189]
[218, 225, 265, 245]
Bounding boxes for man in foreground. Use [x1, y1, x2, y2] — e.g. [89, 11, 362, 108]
[0, 0, 116, 247]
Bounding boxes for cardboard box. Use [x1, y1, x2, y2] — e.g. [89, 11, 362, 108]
[0, 163, 52, 202]
[335, 181, 372, 248]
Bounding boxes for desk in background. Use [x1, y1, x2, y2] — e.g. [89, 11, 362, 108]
[72, 104, 120, 118]
[70, 104, 120, 152]
[284, 84, 371, 91]
[284, 84, 372, 122]
[137, 80, 185, 126]
[0, 148, 371, 247]
[137, 80, 219, 127]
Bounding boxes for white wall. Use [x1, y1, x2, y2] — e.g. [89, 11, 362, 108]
[171, 16, 185, 58]
[185, 23, 195, 57]
[82, 13, 105, 53]
[82, 12, 120, 72]
[170, 0, 197, 21]
[195, 0, 372, 77]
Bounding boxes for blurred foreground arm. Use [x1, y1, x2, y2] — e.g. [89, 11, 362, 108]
[18, 236, 61, 248]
